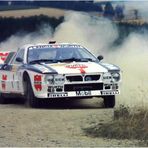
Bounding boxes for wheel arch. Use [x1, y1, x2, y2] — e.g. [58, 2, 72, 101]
[23, 71, 39, 108]
[23, 71, 30, 82]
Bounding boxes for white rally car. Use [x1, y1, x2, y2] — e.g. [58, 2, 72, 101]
[0, 42, 121, 108]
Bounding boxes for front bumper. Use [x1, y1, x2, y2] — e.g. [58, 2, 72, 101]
[33, 82, 120, 99]
[47, 90, 120, 98]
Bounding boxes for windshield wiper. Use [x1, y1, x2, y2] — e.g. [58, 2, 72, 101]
[80, 58, 95, 62]
[58, 58, 82, 62]
[58, 58, 95, 63]
[29, 59, 57, 64]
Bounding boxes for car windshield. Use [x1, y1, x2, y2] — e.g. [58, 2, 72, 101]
[27, 45, 98, 63]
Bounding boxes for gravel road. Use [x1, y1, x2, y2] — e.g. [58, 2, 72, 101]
[0, 98, 137, 147]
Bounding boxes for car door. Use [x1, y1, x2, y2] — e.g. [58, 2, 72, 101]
[7, 48, 25, 93]
[0, 52, 16, 93]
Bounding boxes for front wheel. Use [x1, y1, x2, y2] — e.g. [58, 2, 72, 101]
[25, 78, 40, 108]
[103, 95, 115, 108]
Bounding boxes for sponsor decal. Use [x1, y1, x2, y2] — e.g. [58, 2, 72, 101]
[1, 74, 7, 90]
[76, 91, 91, 96]
[28, 44, 83, 50]
[34, 75, 42, 91]
[0, 52, 9, 61]
[48, 93, 68, 98]
[101, 90, 119, 95]
[52, 44, 61, 48]
[66, 64, 88, 74]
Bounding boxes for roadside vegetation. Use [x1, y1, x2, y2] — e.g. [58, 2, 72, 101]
[0, 15, 64, 42]
[0, 13, 148, 46]
[83, 105, 148, 146]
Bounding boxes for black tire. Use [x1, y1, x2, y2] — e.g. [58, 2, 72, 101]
[0, 93, 7, 104]
[103, 95, 115, 108]
[25, 77, 40, 108]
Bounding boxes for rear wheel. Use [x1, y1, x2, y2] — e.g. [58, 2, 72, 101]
[24, 77, 40, 108]
[103, 95, 115, 108]
[0, 93, 7, 104]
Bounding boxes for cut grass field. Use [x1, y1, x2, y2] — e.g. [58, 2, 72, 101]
[0, 7, 65, 18]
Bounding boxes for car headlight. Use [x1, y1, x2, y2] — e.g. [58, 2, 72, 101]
[45, 75, 54, 85]
[112, 72, 120, 82]
[54, 75, 65, 85]
[45, 75, 65, 85]
[103, 73, 112, 80]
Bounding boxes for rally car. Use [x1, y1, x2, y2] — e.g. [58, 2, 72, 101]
[0, 42, 121, 108]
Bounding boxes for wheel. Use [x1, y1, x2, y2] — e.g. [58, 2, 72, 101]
[0, 93, 7, 104]
[25, 77, 40, 108]
[103, 95, 115, 108]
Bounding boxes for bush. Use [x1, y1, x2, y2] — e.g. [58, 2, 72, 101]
[83, 105, 148, 145]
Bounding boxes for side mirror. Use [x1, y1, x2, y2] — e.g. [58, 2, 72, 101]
[1, 63, 8, 70]
[97, 55, 104, 61]
[16, 57, 23, 63]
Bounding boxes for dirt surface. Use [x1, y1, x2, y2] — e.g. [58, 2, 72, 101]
[0, 98, 137, 147]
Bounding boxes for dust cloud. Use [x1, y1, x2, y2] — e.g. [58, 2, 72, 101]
[0, 24, 53, 51]
[53, 12, 118, 55]
[0, 11, 148, 108]
[55, 12, 148, 107]
[111, 33, 148, 107]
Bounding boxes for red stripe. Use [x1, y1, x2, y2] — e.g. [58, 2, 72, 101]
[79, 68, 86, 74]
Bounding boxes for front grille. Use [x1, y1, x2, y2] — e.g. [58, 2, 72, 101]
[84, 75, 100, 81]
[66, 75, 83, 82]
[64, 83, 103, 91]
[66, 74, 101, 82]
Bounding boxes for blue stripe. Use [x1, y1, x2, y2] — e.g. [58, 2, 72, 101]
[20, 64, 58, 74]
[99, 63, 120, 72]
[39, 63, 58, 74]
[19, 65, 42, 73]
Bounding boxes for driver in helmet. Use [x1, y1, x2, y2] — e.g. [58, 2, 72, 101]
[59, 48, 74, 59]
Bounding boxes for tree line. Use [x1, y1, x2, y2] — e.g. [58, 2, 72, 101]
[0, 15, 64, 42]
[0, 14, 148, 45]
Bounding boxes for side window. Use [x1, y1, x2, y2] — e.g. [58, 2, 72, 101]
[11, 49, 25, 65]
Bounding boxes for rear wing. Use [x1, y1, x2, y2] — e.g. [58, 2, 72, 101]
[0, 51, 16, 64]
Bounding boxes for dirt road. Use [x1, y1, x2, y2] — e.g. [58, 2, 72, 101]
[0, 98, 136, 147]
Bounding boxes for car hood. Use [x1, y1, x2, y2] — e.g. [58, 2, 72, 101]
[30, 62, 120, 74]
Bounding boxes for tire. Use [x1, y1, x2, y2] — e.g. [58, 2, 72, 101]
[25, 77, 40, 108]
[103, 95, 115, 108]
[0, 93, 7, 104]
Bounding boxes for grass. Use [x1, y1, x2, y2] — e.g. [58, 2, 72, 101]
[83, 105, 148, 145]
